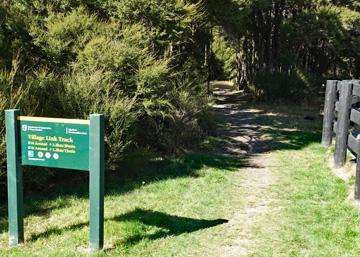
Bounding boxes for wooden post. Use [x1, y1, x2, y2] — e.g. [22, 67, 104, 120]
[322, 80, 338, 147]
[89, 114, 105, 250]
[355, 155, 360, 200]
[334, 81, 353, 168]
[5, 109, 24, 246]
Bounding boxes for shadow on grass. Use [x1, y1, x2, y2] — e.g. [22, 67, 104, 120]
[29, 221, 88, 242]
[0, 168, 90, 234]
[106, 152, 247, 195]
[0, 152, 245, 234]
[112, 208, 228, 245]
[28, 208, 227, 245]
[263, 129, 321, 151]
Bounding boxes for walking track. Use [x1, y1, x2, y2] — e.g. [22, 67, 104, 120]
[211, 82, 277, 256]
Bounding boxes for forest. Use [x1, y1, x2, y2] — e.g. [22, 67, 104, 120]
[0, 0, 359, 194]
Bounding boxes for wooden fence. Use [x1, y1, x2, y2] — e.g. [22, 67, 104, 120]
[322, 79, 360, 198]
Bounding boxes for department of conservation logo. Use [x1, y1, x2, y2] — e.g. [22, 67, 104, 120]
[22, 125, 28, 131]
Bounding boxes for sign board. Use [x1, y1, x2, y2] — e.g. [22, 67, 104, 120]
[19, 117, 90, 171]
[5, 110, 105, 251]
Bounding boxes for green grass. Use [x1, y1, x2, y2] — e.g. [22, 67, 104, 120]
[0, 153, 246, 257]
[251, 141, 360, 256]
[244, 104, 360, 256]
[2, 103, 360, 256]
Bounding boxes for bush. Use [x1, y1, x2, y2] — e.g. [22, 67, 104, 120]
[252, 70, 311, 102]
[0, 0, 213, 191]
[212, 27, 237, 80]
[136, 78, 212, 153]
[0, 62, 34, 196]
[30, 7, 98, 66]
[63, 70, 138, 167]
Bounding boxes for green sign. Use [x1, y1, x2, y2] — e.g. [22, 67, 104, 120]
[5, 110, 105, 251]
[19, 117, 90, 171]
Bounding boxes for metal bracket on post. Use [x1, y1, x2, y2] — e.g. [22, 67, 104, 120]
[89, 114, 105, 251]
[334, 81, 353, 168]
[5, 109, 24, 246]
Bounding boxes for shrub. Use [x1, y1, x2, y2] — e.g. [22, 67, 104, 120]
[136, 78, 212, 153]
[30, 7, 98, 66]
[63, 70, 138, 167]
[0, 0, 212, 191]
[0, 63, 33, 195]
[252, 70, 311, 102]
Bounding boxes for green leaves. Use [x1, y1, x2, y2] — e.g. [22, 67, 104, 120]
[208, 0, 360, 95]
[30, 7, 98, 64]
[0, 0, 212, 174]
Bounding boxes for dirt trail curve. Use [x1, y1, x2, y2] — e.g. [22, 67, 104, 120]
[211, 82, 275, 256]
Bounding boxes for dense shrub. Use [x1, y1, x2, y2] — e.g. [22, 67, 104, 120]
[252, 70, 310, 102]
[136, 78, 212, 153]
[0, 0, 212, 191]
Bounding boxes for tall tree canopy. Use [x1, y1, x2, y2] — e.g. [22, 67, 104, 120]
[207, 0, 360, 99]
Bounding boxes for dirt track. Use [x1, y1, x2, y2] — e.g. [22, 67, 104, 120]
[212, 82, 276, 256]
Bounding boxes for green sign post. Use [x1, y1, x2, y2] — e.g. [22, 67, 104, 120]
[6, 110, 23, 247]
[5, 110, 105, 250]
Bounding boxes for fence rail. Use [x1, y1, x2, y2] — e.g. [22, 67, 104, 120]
[322, 79, 360, 199]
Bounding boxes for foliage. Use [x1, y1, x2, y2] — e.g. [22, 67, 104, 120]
[0, 1, 212, 188]
[137, 79, 213, 153]
[252, 70, 310, 102]
[1, 0, 360, 190]
[206, 0, 360, 99]
[211, 27, 237, 80]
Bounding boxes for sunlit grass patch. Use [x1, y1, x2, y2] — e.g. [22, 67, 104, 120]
[0, 152, 243, 256]
[253, 143, 360, 257]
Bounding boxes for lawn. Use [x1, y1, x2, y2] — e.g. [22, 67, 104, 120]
[252, 142, 360, 257]
[0, 153, 246, 257]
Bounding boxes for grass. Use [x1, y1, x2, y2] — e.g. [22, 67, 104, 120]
[247, 105, 360, 256]
[2, 102, 360, 256]
[0, 153, 246, 257]
[252, 142, 360, 257]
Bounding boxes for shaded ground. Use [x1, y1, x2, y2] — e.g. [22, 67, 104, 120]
[210, 81, 322, 256]
[213, 85, 274, 256]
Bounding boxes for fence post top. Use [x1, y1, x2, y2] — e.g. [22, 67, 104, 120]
[90, 114, 104, 117]
[5, 109, 20, 113]
[340, 80, 353, 86]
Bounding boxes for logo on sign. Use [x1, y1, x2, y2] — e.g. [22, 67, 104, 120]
[28, 151, 34, 157]
[22, 125, 28, 131]
[66, 127, 87, 135]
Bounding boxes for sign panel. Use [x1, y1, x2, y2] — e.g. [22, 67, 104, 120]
[6, 111, 105, 250]
[19, 117, 90, 171]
